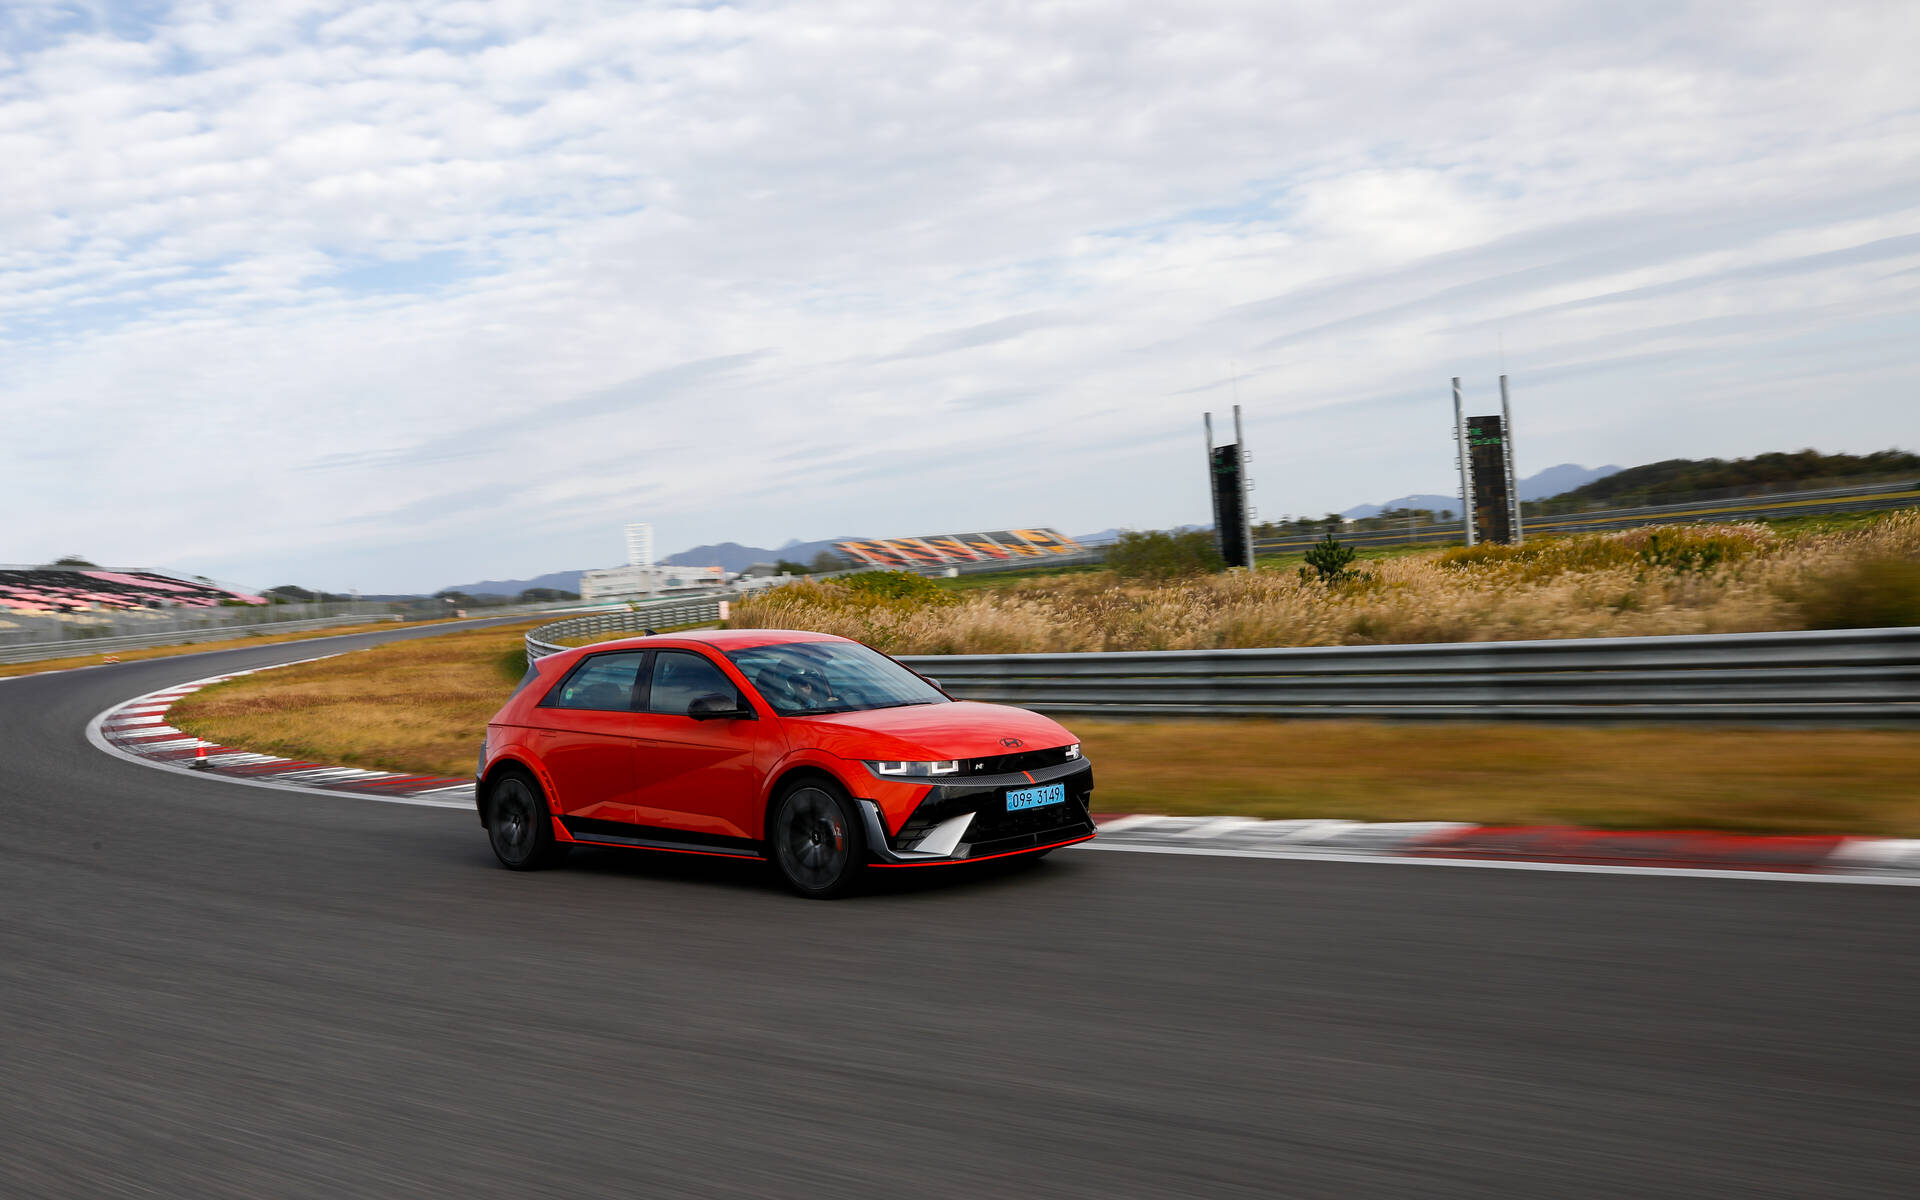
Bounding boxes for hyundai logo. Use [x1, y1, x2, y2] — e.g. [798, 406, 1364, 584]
[1000, 737, 1024, 748]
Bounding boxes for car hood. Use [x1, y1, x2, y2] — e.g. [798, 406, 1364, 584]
[787, 700, 1076, 762]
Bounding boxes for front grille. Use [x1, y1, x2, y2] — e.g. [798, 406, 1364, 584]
[966, 795, 1090, 843]
[957, 744, 1077, 776]
[891, 766, 1094, 855]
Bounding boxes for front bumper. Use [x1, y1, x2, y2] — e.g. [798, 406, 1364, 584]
[858, 758, 1095, 865]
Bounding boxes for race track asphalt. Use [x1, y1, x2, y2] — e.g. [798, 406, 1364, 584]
[3, 627, 1916, 1198]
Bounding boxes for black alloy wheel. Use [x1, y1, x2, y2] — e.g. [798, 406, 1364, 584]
[771, 782, 866, 898]
[487, 772, 568, 870]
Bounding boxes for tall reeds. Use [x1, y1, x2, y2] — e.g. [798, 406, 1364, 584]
[732, 514, 1920, 653]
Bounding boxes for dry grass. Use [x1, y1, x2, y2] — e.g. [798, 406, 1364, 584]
[0, 617, 463, 679]
[170, 621, 1920, 835]
[168, 620, 546, 777]
[1076, 719, 1920, 835]
[734, 512, 1920, 653]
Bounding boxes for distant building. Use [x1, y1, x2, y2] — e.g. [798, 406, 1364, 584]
[579, 563, 727, 602]
[624, 522, 654, 570]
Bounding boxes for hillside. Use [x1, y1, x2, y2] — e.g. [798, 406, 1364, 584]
[1342, 464, 1620, 519]
[1540, 449, 1920, 509]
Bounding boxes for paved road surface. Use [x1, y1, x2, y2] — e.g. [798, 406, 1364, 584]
[3, 628, 1916, 1197]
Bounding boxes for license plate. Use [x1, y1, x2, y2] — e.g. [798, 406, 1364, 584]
[1006, 782, 1066, 812]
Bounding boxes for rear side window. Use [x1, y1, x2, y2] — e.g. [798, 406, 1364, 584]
[509, 661, 545, 699]
[647, 650, 741, 717]
[542, 651, 647, 712]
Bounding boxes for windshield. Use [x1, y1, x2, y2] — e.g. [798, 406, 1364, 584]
[726, 641, 948, 716]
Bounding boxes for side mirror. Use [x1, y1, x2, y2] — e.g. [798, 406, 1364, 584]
[688, 693, 751, 720]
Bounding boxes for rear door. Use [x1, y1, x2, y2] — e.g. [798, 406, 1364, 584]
[529, 650, 647, 827]
[630, 648, 778, 847]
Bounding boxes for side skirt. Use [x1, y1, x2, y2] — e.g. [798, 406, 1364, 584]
[560, 816, 766, 861]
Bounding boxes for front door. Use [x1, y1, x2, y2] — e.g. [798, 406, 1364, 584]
[631, 648, 774, 848]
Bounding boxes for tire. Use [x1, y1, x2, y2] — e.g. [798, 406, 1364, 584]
[486, 770, 569, 871]
[769, 779, 866, 899]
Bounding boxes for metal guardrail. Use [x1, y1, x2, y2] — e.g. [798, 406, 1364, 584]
[895, 627, 1920, 722]
[523, 616, 1920, 723]
[0, 612, 404, 665]
[1255, 482, 1920, 555]
[525, 597, 728, 661]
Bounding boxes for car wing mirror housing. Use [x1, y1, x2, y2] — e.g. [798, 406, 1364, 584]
[689, 693, 753, 720]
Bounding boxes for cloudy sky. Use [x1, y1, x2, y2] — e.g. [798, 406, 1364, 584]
[4, 1, 1918, 592]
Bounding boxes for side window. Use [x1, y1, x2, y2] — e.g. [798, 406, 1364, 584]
[542, 651, 646, 712]
[647, 650, 741, 717]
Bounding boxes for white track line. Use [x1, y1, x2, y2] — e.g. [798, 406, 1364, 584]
[1070, 840, 1920, 886]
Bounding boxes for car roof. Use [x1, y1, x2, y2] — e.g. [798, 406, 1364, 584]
[574, 627, 849, 655]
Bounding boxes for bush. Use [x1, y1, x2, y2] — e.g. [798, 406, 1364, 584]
[1299, 532, 1358, 583]
[1794, 557, 1920, 630]
[836, 570, 955, 606]
[1103, 529, 1224, 580]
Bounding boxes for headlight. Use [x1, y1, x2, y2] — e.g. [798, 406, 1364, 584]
[1063, 742, 1080, 759]
[867, 760, 961, 777]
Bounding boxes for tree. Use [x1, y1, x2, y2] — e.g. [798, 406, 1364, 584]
[1103, 530, 1224, 580]
[1300, 531, 1358, 583]
[772, 558, 810, 575]
[809, 550, 847, 574]
[51, 554, 98, 568]
[517, 587, 579, 603]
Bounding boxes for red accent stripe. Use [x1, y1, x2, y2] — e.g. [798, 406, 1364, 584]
[869, 832, 1096, 868]
[1408, 826, 1848, 871]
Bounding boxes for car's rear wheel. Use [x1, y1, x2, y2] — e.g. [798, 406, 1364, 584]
[770, 780, 865, 898]
[486, 771, 569, 871]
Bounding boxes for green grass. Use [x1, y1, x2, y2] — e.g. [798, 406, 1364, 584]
[1253, 542, 1450, 571]
[930, 562, 1110, 593]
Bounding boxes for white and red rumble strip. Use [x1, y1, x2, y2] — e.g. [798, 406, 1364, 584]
[89, 661, 477, 809]
[1090, 815, 1920, 880]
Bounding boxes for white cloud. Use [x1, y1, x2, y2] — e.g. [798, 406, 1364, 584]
[2, 0, 1918, 591]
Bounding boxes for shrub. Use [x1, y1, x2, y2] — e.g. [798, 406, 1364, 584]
[1299, 532, 1359, 583]
[1103, 529, 1224, 580]
[1793, 557, 1920, 630]
[836, 570, 955, 606]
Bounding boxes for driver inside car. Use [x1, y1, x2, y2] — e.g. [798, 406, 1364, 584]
[785, 667, 840, 711]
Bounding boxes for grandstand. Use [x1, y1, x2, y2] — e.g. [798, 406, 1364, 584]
[0, 567, 265, 615]
[834, 528, 1085, 569]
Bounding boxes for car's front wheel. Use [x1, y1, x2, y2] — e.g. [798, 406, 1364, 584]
[770, 780, 866, 898]
[486, 770, 569, 871]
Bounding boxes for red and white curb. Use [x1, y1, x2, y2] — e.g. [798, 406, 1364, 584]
[87, 672, 1920, 884]
[86, 660, 477, 810]
[1087, 815, 1920, 885]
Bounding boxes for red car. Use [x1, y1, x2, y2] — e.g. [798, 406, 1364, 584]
[475, 629, 1095, 896]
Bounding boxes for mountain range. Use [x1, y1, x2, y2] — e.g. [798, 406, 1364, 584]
[440, 538, 858, 596]
[1339, 463, 1621, 519]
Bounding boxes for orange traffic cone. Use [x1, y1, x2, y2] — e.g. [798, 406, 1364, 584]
[191, 741, 211, 770]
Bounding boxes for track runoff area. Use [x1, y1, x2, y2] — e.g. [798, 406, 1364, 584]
[88, 657, 1920, 887]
